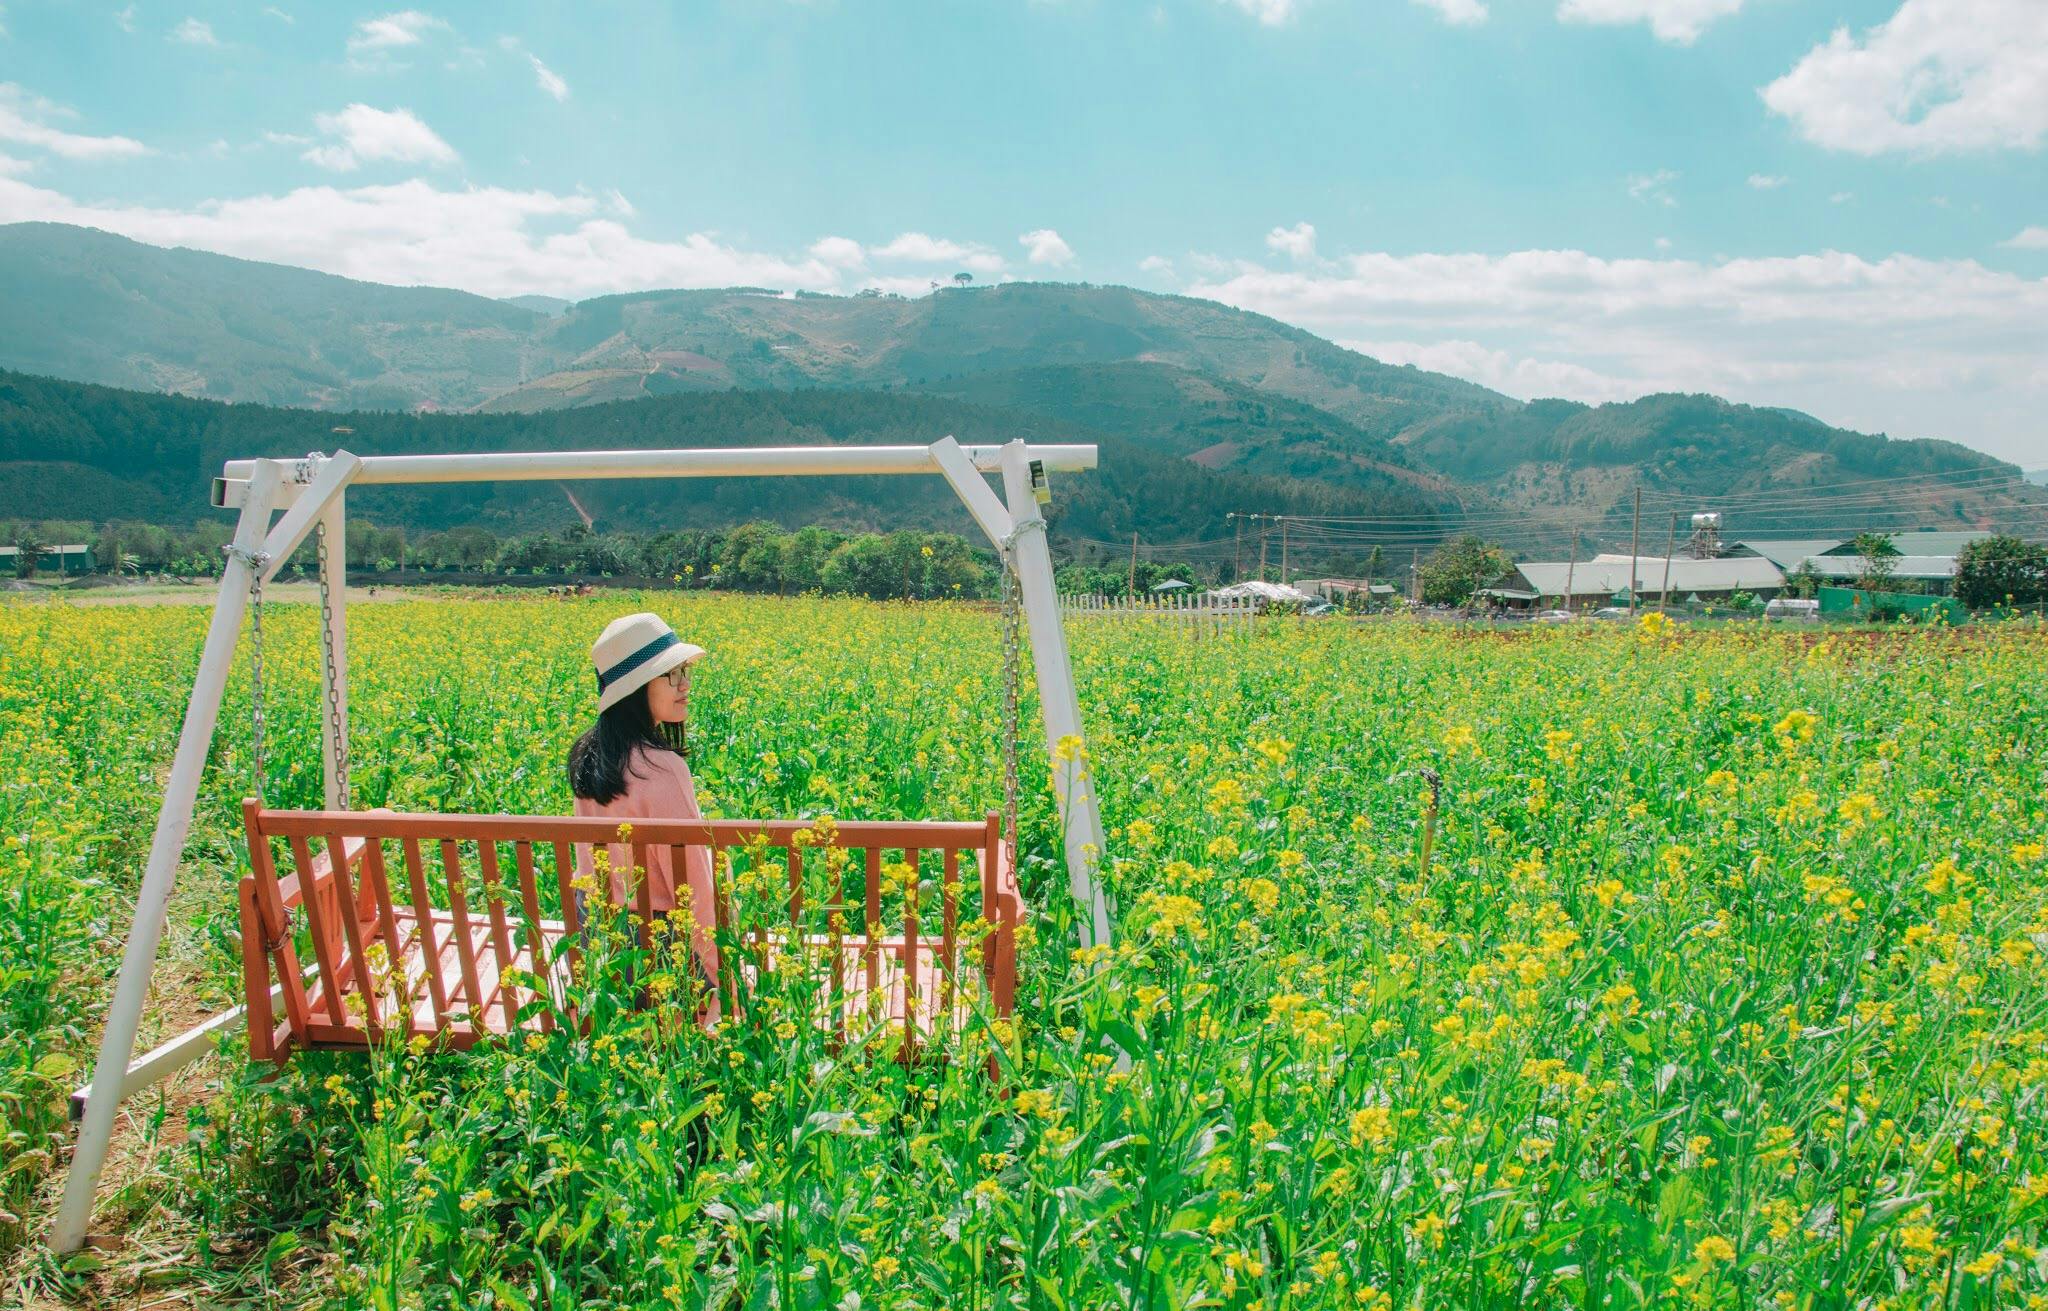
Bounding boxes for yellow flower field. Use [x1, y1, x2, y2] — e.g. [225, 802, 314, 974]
[3, 594, 2046, 1309]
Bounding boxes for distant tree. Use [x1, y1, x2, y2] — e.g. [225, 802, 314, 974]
[821, 534, 901, 599]
[11, 528, 45, 579]
[780, 525, 843, 594]
[1418, 535, 1512, 607]
[1787, 559, 1823, 599]
[953, 272, 973, 287]
[1954, 534, 2048, 609]
[1850, 532, 1900, 591]
[1366, 545, 1384, 584]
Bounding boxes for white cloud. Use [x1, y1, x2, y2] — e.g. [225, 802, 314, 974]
[0, 84, 150, 160]
[349, 10, 445, 52]
[264, 7, 294, 21]
[1265, 221, 1317, 259]
[1747, 173, 1788, 189]
[874, 231, 1005, 274]
[1222, 0, 1297, 26]
[1556, 0, 1745, 44]
[1414, 0, 1487, 26]
[809, 236, 865, 268]
[1345, 337, 1641, 402]
[0, 152, 30, 177]
[302, 104, 457, 172]
[1761, 0, 2048, 155]
[1830, 191, 1854, 204]
[1186, 246, 2048, 465]
[1627, 169, 1679, 206]
[1654, 236, 1672, 250]
[262, 130, 313, 147]
[602, 188, 634, 218]
[1019, 228, 1074, 266]
[114, 5, 136, 32]
[527, 53, 569, 102]
[0, 171, 853, 301]
[170, 17, 218, 46]
[2004, 226, 2048, 249]
[1139, 254, 1175, 275]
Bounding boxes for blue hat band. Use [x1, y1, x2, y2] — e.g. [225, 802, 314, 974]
[596, 632, 680, 693]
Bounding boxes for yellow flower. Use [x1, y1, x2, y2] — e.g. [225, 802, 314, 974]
[1693, 1235, 1736, 1264]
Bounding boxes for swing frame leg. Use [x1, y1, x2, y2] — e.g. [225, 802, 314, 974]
[928, 437, 1113, 951]
[52, 453, 360, 1254]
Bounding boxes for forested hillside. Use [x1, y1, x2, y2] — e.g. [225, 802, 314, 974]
[0, 370, 1452, 543]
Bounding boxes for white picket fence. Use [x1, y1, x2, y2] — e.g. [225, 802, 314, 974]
[1058, 591, 1257, 637]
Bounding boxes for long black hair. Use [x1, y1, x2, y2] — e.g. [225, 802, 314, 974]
[568, 685, 688, 804]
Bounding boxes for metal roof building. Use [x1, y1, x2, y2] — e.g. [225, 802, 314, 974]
[1727, 539, 1845, 570]
[1505, 555, 1787, 604]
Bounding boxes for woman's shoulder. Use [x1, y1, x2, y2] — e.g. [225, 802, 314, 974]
[628, 742, 694, 783]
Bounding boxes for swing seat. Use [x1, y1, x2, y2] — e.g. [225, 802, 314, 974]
[237, 802, 1021, 1062]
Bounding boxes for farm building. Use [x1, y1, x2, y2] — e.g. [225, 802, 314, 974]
[1725, 532, 1988, 596]
[1295, 577, 1400, 605]
[1495, 554, 1787, 609]
[0, 543, 94, 574]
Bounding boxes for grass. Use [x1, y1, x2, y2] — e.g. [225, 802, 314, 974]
[1, 593, 2044, 1308]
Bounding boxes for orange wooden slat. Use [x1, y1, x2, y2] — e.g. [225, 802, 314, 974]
[864, 847, 882, 1012]
[242, 801, 311, 1043]
[788, 845, 803, 927]
[829, 849, 847, 1046]
[514, 841, 555, 1034]
[440, 840, 487, 1024]
[901, 849, 920, 1061]
[255, 810, 988, 847]
[941, 847, 959, 1026]
[324, 831, 384, 1038]
[631, 841, 655, 956]
[361, 841, 406, 1019]
[287, 834, 349, 1027]
[479, 842, 521, 1034]
[552, 839, 582, 990]
[238, 877, 274, 1064]
[401, 837, 451, 1027]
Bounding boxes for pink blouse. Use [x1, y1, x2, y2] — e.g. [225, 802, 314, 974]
[574, 745, 719, 972]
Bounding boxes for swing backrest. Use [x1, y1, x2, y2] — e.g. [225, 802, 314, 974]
[237, 802, 1020, 1061]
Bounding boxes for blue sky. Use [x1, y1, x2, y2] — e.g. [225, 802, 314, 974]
[0, 0, 2043, 464]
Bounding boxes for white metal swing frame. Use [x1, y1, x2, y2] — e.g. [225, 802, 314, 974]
[52, 436, 1109, 1254]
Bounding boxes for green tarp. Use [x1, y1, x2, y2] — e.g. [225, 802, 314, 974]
[1817, 586, 1968, 625]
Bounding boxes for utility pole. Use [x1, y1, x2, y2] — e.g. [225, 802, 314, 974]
[1258, 521, 1270, 582]
[1280, 516, 1290, 586]
[1660, 512, 1678, 612]
[1564, 527, 1578, 613]
[1231, 514, 1244, 583]
[1411, 547, 1421, 605]
[1129, 531, 1139, 598]
[1628, 486, 1642, 615]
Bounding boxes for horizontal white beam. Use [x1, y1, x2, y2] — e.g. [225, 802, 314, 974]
[220, 442, 1096, 488]
[68, 985, 279, 1121]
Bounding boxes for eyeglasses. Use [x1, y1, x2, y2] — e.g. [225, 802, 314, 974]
[660, 665, 692, 691]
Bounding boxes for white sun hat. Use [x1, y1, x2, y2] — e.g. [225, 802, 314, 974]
[591, 612, 707, 713]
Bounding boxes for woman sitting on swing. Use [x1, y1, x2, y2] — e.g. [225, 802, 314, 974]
[569, 612, 721, 1017]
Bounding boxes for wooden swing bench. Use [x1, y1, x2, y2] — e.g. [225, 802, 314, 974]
[237, 801, 1021, 1062]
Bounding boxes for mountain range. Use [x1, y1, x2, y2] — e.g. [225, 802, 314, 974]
[0, 220, 2035, 548]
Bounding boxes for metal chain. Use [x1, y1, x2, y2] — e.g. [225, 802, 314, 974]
[222, 543, 272, 800]
[315, 521, 350, 808]
[999, 551, 1022, 866]
[249, 565, 267, 801]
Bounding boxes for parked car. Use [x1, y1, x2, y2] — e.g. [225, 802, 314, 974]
[1535, 609, 1576, 624]
[1591, 606, 1633, 621]
[1301, 600, 1338, 617]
